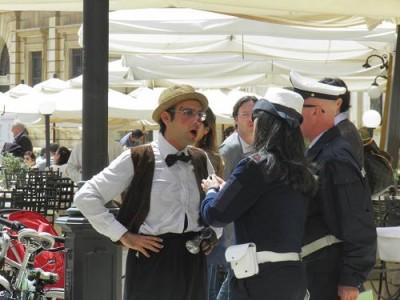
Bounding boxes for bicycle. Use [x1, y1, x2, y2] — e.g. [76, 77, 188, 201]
[0, 215, 65, 299]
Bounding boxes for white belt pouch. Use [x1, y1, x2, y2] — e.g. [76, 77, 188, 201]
[225, 243, 259, 279]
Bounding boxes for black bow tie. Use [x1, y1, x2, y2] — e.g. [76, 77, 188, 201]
[165, 153, 191, 167]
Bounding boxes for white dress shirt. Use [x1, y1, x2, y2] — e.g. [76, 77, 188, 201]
[74, 133, 217, 242]
[238, 136, 253, 155]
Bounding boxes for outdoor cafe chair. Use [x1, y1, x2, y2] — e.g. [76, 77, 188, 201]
[45, 177, 75, 223]
[370, 197, 400, 300]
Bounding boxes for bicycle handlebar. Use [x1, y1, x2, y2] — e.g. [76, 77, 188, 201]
[0, 216, 25, 232]
[54, 236, 65, 243]
[0, 216, 65, 244]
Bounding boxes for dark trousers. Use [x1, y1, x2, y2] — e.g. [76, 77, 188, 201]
[208, 264, 227, 300]
[230, 261, 306, 300]
[124, 232, 207, 300]
[304, 245, 342, 300]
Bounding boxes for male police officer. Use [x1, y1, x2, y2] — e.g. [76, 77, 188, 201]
[291, 72, 376, 300]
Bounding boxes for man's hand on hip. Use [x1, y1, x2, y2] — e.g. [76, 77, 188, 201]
[120, 232, 164, 258]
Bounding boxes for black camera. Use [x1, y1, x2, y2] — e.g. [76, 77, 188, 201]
[185, 227, 218, 254]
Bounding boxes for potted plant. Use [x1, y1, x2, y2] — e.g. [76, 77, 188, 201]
[0, 153, 29, 189]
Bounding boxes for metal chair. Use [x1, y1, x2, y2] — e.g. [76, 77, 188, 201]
[45, 177, 75, 223]
[0, 191, 15, 209]
[371, 199, 400, 300]
[12, 170, 61, 220]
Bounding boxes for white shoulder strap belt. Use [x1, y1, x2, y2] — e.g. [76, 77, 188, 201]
[301, 235, 342, 258]
[257, 251, 300, 264]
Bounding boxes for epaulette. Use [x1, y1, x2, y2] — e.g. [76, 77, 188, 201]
[249, 152, 267, 163]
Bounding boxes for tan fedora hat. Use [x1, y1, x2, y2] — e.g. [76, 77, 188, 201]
[152, 85, 208, 122]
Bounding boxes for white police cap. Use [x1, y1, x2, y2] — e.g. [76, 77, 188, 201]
[265, 87, 304, 115]
[253, 87, 304, 128]
[290, 71, 346, 100]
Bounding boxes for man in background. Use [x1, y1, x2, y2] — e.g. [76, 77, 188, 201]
[35, 143, 59, 170]
[219, 96, 258, 178]
[119, 129, 144, 148]
[2, 121, 33, 157]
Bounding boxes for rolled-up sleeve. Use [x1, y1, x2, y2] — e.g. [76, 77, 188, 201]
[74, 150, 134, 242]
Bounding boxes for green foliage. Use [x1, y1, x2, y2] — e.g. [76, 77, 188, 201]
[0, 153, 29, 189]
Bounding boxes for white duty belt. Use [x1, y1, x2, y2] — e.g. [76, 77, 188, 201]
[257, 250, 301, 263]
[301, 235, 342, 258]
[225, 243, 301, 279]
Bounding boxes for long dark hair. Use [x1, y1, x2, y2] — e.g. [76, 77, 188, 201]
[196, 108, 217, 152]
[253, 111, 316, 196]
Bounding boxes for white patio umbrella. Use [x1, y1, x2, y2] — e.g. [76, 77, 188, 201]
[4, 86, 139, 123]
[3, 74, 138, 123]
[128, 87, 163, 124]
[33, 77, 70, 92]
[2, 78, 70, 122]
[4, 83, 35, 99]
[1, 83, 41, 123]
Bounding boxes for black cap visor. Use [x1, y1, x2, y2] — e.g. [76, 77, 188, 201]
[252, 99, 303, 128]
[294, 88, 339, 101]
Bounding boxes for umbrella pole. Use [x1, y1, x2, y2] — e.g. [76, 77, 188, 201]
[52, 122, 56, 143]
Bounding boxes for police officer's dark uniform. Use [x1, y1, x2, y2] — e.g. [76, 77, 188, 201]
[291, 72, 377, 300]
[304, 126, 376, 299]
[201, 89, 310, 300]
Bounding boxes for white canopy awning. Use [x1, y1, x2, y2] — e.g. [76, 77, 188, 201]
[108, 9, 396, 43]
[0, 1, 399, 26]
[70, 59, 145, 88]
[94, 8, 395, 91]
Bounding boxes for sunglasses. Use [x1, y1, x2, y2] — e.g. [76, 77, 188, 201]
[168, 108, 207, 121]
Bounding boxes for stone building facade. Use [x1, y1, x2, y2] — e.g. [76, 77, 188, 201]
[0, 12, 84, 148]
[0, 11, 83, 92]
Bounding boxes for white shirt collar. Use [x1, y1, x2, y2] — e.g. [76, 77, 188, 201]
[308, 130, 327, 150]
[238, 135, 253, 154]
[155, 132, 189, 160]
[334, 111, 349, 125]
